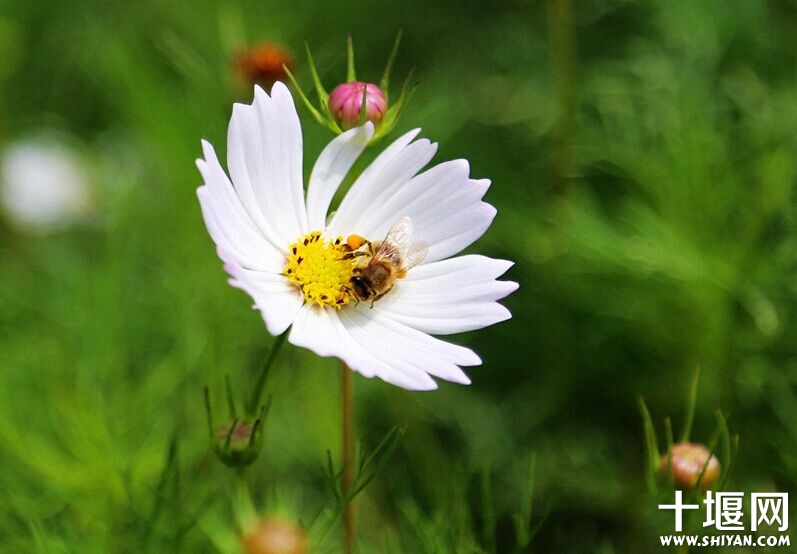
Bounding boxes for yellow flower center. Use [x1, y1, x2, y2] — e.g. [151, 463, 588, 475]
[283, 231, 356, 308]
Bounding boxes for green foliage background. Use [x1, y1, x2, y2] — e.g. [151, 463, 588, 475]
[1, 0, 796, 552]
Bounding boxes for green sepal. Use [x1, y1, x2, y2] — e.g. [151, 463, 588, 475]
[346, 33, 356, 82]
[380, 29, 403, 98]
[357, 85, 368, 127]
[374, 68, 417, 141]
[304, 41, 329, 105]
[319, 98, 343, 134]
[714, 409, 736, 490]
[283, 64, 328, 127]
[687, 430, 721, 503]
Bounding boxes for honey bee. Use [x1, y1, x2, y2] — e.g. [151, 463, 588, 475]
[345, 216, 427, 306]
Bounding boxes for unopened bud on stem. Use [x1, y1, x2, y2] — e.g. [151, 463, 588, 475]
[328, 81, 387, 130]
[660, 442, 720, 489]
[214, 419, 263, 468]
[285, 32, 415, 142]
[244, 518, 308, 554]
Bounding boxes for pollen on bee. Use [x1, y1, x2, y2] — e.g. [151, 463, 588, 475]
[346, 234, 367, 251]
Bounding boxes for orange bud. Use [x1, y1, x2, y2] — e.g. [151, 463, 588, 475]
[234, 43, 294, 88]
[243, 519, 308, 554]
[660, 442, 721, 489]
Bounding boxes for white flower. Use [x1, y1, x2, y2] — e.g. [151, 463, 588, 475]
[1, 135, 92, 232]
[197, 82, 517, 390]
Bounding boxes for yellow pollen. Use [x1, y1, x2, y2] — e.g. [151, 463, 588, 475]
[283, 231, 356, 308]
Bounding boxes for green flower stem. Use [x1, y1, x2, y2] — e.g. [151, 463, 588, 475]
[547, 0, 577, 196]
[246, 332, 287, 416]
[341, 361, 356, 554]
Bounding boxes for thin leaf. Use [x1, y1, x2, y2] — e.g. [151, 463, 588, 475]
[664, 416, 674, 488]
[638, 396, 660, 494]
[203, 387, 214, 441]
[347, 427, 404, 501]
[324, 449, 343, 503]
[144, 434, 180, 547]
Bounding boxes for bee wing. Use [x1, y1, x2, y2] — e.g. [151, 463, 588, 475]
[372, 216, 414, 265]
[402, 242, 428, 271]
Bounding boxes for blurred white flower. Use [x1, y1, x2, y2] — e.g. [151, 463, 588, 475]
[197, 82, 517, 390]
[1, 135, 92, 231]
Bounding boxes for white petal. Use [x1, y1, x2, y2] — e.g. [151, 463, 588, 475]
[221, 249, 303, 336]
[305, 123, 374, 230]
[227, 83, 307, 246]
[289, 306, 437, 390]
[327, 129, 436, 236]
[374, 255, 518, 335]
[340, 307, 480, 387]
[196, 140, 284, 272]
[418, 201, 495, 263]
[344, 157, 496, 263]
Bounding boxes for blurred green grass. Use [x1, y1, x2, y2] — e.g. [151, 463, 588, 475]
[1, 0, 797, 552]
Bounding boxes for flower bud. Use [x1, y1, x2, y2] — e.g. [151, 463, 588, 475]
[660, 442, 720, 489]
[285, 33, 414, 141]
[234, 42, 294, 88]
[244, 518, 308, 554]
[214, 419, 262, 468]
[328, 81, 387, 130]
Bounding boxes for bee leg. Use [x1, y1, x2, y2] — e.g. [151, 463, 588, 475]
[340, 250, 369, 261]
[369, 285, 394, 308]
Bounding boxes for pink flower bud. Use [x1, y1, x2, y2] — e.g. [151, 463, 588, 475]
[660, 442, 721, 489]
[214, 419, 262, 467]
[328, 81, 387, 130]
